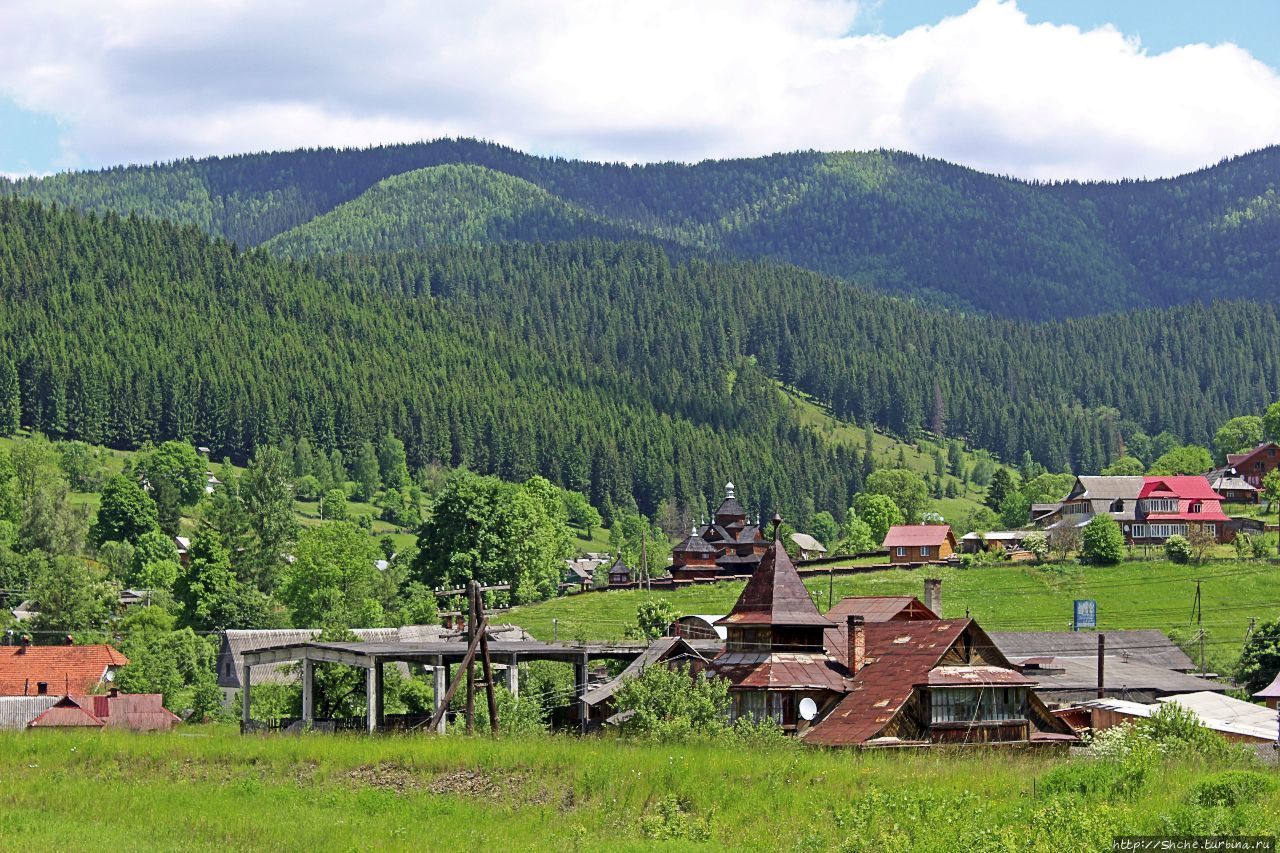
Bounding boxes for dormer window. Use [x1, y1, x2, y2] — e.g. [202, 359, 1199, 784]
[1110, 499, 1124, 513]
[1190, 502, 1202, 513]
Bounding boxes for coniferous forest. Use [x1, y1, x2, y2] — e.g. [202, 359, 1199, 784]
[9, 139, 1280, 318]
[2, 181, 1280, 519]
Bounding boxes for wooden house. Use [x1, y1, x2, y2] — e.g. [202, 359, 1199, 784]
[882, 525, 956, 564]
[606, 556, 633, 586]
[669, 529, 720, 580]
[1225, 442, 1280, 489]
[1207, 468, 1260, 503]
[0, 639, 128, 697]
[802, 619, 1073, 747]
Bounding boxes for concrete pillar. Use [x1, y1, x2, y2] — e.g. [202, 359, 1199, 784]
[366, 662, 383, 734]
[504, 653, 519, 697]
[576, 653, 589, 734]
[433, 655, 447, 734]
[241, 663, 252, 730]
[301, 656, 314, 728]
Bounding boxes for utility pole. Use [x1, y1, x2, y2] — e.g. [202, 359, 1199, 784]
[1096, 633, 1105, 699]
[465, 583, 476, 734]
[1190, 579, 1202, 627]
[828, 567, 834, 611]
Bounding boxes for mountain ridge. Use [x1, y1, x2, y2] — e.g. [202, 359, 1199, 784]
[9, 139, 1280, 319]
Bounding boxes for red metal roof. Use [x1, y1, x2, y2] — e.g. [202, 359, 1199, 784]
[1139, 476, 1220, 501]
[0, 644, 129, 696]
[881, 525, 954, 548]
[28, 696, 104, 728]
[827, 596, 938, 622]
[719, 540, 832, 627]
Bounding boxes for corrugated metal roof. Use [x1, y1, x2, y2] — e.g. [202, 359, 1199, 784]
[1085, 691, 1278, 741]
[0, 696, 58, 730]
[1255, 671, 1280, 699]
[1014, 656, 1225, 696]
[581, 638, 704, 706]
[927, 666, 1035, 687]
[990, 630, 1196, 671]
[1073, 477, 1144, 501]
[827, 596, 937, 623]
[29, 696, 103, 728]
[712, 652, 851, 692]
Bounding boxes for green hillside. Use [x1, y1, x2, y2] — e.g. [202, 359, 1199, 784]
[12, 139, 1280, 317]
[263, 164, 645, 257]
[4, 195, 1280, 511]
[507, 560, 1280, 675]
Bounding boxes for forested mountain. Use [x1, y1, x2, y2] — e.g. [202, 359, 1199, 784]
[8, 139, 1280, 318]
[3, 195, 1280, 520]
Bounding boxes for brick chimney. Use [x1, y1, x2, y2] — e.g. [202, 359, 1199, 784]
[847, 615, 865, 673]
[923, 578, 942, 618]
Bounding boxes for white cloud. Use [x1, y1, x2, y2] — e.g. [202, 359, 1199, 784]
[0, 0, 1278, 179]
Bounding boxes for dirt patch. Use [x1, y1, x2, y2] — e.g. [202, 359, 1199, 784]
[348, 764, 424, 794]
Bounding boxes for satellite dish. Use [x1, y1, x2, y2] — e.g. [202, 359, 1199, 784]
[104, 671, 115, 682]
[798, 697, 818, 721]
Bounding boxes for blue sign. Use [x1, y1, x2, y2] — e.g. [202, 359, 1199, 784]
[1073, 599, 1097, 631]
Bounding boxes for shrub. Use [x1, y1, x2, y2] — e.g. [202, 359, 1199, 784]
[1081, 514, 1125, 564]
[1039, 759, 1150, 799]
[1187, 771, 1274, 808]
[639, 795, 713, 842]
[613, 664, 729, 740]
[1163, 534, 1192, 564]
[1021, 531, 1048, 561]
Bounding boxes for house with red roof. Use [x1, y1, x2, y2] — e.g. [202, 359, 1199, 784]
[882, 525, 957, 564]
[1129, 476, 1232, 545]
[1225, 442, 1280, 489]
[0, 639, 129, 697]
[27, 690, 180, 731]
[704, 519, 1073, 746]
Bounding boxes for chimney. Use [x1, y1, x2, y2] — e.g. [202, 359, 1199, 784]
[847, 615, 866, 673]
[109, 687, 120, 698]
[923, 578, 942, 618]
[17, 635, 30, 655]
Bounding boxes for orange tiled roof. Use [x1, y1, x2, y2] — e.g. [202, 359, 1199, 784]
[0, 644, 129, 696]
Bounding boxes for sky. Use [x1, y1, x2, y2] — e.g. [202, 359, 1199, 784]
[2, 0, 1280, 180]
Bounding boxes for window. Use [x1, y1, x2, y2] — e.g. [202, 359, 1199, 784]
[36, 682, 48, 695]
[920, 546, 930, 557]
[1142, 499, 1177, 513]
[1137, 523, 1186, 539]
[895, 546, 907, 557]
[1190, 503, 1202, 514]
[1110, 499, 1125, 513]
[931, 687, 1026, 723]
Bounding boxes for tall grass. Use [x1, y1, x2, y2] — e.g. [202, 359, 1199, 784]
[0, 727, 1275, 850]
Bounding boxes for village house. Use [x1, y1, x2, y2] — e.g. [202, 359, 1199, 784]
[788, 532, 828, 560]
[580, 637, 709, 726]
[1224, 442, 1280, 489]
[1084, 692, 1278, 746]
[26, 690, 180, 732]
[606, 556, 634, 586]
[1043, 475, 1233, 545]
[0, 638, 128, 697]
[882, 525, 956, 564]
[1256, 671, 1280, 710]
[1206, 467, 1260, 503]
[702, 519, 1073, 746]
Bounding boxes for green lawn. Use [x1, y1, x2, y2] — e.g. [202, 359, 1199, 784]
[0, 727, 1273, 850]
[509, 559, 1280, 673]
[782, 385, 989, 521]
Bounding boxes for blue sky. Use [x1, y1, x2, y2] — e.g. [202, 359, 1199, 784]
[2, 0, 1280, 180]
[865, 1, 1280, 67]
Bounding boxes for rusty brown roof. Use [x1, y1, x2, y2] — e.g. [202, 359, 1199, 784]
[803, 620, 970, 746]
[826, 596, 938, 622]
[719, 541, 831, 628]
[712, 652, 851, 691]
[926, 666, 1035, 687]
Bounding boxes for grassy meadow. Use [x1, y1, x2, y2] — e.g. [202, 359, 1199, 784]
[509, 559, 1280, 674]
[0, 727, 1275, 851]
